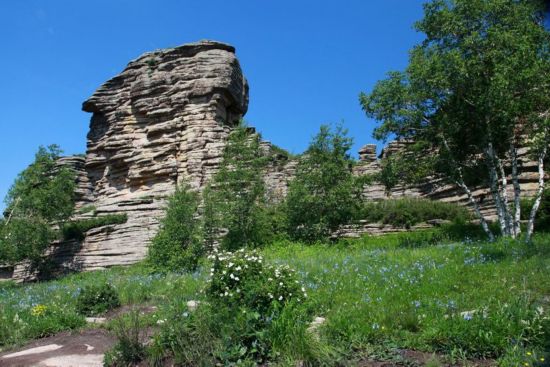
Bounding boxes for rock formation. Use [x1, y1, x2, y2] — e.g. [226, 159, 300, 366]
[3, 40, 545, 281]
[10, 40, 249, 280]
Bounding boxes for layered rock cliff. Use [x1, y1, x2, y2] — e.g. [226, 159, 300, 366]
[5, 40, 545, 281]
[11, 40, 250, 280]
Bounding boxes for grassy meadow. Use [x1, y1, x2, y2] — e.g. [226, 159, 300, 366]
[1, 229, 549, 366]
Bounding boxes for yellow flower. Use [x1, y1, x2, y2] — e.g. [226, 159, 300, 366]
[31, 304, 48, 317]
[527, 352, 532, 356]
[523, 363, 529, 366]
[540, 358, 545, 362]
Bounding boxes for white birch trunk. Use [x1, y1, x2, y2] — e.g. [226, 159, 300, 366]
[485, 143, 509, 236]
[497, 158, 513, 237]
[440, 134, 495, 240]
[510, 143, 522, 237]
[456, 178, 495, 241]
[526, 145, 547, 242]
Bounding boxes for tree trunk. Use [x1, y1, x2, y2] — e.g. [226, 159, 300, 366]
[440, 134, 495, 240]
[497, 158, 513, 237]
[455, 177, 495, 241]
[4, 197, 20, 227]
[486, 143, 509, 236]
[510, 143, 522, 238]
[526, 145, 547, 242]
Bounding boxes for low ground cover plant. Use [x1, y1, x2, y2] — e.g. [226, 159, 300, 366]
[359, 198, 471, 228]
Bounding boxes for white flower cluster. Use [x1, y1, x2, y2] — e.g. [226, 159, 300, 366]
[207, 249, 307, 310]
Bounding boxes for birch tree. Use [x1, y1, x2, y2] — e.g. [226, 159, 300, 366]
[360, 0, 550, 242]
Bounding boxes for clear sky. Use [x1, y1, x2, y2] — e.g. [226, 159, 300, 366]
[0, 0, 430, 211]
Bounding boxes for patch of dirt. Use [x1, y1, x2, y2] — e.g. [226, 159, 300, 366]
[0, 328, 115, 367]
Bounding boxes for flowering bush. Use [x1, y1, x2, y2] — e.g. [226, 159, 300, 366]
[206, 249, 306, 312]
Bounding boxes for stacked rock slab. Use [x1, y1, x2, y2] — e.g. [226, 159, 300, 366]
[79, 40, 248, 270]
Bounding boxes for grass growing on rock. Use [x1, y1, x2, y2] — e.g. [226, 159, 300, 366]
[1, 231, 549, 366]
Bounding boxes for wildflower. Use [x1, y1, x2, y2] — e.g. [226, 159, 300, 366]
[527, 352, 532, 356]
[540, 358, 544, 362]
[278, 295, 283, 301]
[31, 304, 47, 317]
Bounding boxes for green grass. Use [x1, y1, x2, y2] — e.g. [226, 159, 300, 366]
[1, 232, 549, 366]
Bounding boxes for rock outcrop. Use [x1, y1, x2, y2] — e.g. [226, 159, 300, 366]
[11, 40, 249, 280]
[5, 40, 546, 281]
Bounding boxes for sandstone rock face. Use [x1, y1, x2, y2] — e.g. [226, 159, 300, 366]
[11, 41, 250, 279]
[6, 40, 546, 281]
[353, 142, 545, 221]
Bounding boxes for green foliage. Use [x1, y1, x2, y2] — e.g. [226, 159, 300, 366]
[75, 283, 120, 316]
[360, 0, 550, 237]
[206, 249, 306, 313]
[1, 145, 76, 265]
[359, 198, 471, 228]
[76, 205, 96, 215]
[4, 145, 76, 223]
[104, 311, 146, 367]
[1, 217, 54, 265]
[203, 125, 271, 250]
[285, 124, 364, 242]
[62, 214, 127, 241]
[147, 184, 203, 272]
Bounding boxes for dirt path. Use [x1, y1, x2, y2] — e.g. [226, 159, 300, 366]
[0, 329, 115, 367]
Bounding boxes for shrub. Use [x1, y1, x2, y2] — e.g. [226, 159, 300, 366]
[147, 184, 203, 272]
[2, 145, 75, 265]
[1, 217, 54, 265]
[104, 311, 146, 367]
[285, 124, 365, 242]
[203, 125, 271, 250]
[76, 283, 120, 316]
[62, 214, 127, 241]
[206, 249, 306, 313]
[360, 198, 471, 228]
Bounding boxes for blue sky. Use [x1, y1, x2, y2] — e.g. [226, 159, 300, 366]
[0, 0, 429, 211]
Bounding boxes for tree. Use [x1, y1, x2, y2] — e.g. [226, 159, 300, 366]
[203, 125, 271, 250]
[2, 145, 75, 264]
[360, 0, 550, 242]
[285, 124, 364, 242]
[147, 184, 203, 272]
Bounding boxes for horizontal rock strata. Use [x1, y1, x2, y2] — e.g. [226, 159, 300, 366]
[5, 40, 546, 281]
